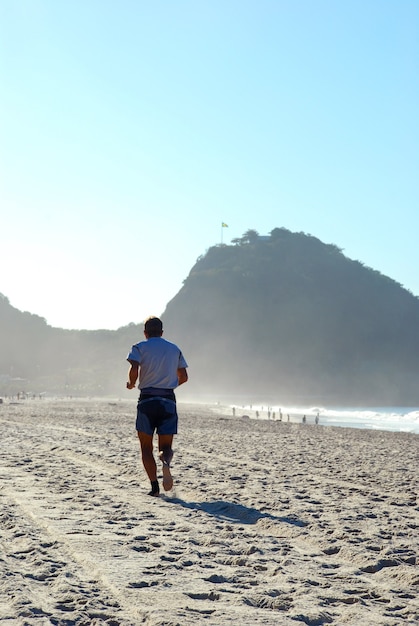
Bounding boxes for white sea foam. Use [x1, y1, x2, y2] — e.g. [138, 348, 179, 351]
[230, 403, 419, 434]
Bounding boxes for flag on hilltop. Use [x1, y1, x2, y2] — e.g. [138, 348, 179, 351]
[222, 222, 228, 227]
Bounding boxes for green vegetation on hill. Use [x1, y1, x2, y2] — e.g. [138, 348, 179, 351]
[2, 228, 419, 404]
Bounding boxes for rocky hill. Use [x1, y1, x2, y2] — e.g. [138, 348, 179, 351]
[0, 294, 139, 396]
[161, 228, 419, 404]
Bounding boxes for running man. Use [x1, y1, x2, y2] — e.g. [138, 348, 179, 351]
[126, 316, 188, 496]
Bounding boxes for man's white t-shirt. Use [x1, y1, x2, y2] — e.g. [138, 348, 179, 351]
[127, 337, 188, 390]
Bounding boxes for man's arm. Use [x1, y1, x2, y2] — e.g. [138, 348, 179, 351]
[126, 360, 139, 389]
[177, 367, 188, 386]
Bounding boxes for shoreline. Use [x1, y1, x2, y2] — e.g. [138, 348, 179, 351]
[2, 394, 419, 434]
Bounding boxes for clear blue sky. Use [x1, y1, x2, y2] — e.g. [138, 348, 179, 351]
[1, 0, 418, 329]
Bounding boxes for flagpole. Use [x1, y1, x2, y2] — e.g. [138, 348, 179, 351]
[221, 221, 228, 244]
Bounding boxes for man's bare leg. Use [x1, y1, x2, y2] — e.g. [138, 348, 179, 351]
[137, 431, 159, 495]
[158, 434, 174, 464]
[158, 434, 174, 491]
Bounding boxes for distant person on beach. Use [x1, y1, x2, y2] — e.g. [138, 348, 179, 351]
[126, 316, 188, 497]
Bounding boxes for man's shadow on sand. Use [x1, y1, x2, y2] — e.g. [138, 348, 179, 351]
[162, 496, 307, 527]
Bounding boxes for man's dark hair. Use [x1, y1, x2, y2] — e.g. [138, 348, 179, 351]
[144, 316, 163, 337]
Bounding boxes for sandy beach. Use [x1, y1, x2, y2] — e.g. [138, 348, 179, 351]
[0, 399, 418, 626]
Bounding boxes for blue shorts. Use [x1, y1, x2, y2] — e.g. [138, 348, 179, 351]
[136, 396, 178, 435]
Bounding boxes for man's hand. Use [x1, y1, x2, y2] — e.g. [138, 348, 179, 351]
[126, 381, 136, 390]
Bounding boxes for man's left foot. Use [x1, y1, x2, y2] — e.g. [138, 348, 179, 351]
[148, 480, 160, 496]
[159, 451, 174, 491]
